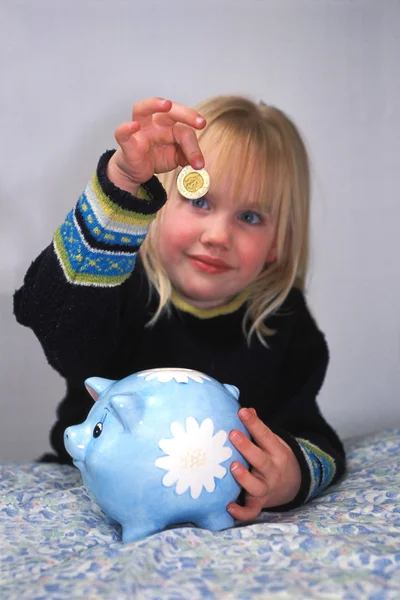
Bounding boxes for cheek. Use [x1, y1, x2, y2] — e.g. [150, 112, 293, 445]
[159, 206, 198, 248]
[157, 217, 193, 261]
[238, 237, 271, 274]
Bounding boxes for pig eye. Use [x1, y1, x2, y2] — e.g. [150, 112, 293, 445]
[93, 422, 103, 438]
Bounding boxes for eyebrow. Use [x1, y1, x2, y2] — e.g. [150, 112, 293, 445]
[238, 200, 271, 215]
[204, 192, 270, 214]
[242, 201, 265, 211]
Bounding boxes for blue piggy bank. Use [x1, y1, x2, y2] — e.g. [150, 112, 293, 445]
[64, 367, 250, 543]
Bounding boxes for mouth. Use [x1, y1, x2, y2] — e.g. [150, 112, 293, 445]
[188, 254, 232, 274]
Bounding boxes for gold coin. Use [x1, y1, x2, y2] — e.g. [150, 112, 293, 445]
[176, 165, 210, 199]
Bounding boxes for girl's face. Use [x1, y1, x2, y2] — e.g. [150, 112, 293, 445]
[157, 150, 277, 309]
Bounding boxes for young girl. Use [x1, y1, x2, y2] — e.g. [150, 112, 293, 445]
[14, 96, 345, 521]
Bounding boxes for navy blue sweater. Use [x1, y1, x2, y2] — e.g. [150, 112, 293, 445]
[14, 151, 345, 510]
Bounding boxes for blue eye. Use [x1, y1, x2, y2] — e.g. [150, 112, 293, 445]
[239, 211, 262, 225]
[189, 197, 209, 210]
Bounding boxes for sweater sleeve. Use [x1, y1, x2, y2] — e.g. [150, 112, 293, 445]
[266, 290, 346, 510]
[13, 150, 167, 379]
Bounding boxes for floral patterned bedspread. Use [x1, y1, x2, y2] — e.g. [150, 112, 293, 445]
[1, 429, 400, 600]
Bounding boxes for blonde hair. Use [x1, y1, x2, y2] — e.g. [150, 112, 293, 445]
[140, 95, 310, 344]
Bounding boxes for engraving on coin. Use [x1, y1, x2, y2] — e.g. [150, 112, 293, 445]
[177, 165, 210, 200]
[183, 172, 204, 193]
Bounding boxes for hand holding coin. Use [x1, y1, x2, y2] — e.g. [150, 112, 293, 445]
[107, 98, 207, 195]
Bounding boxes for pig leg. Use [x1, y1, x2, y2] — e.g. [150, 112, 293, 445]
[195, 511, 235, 532]
[121, 520, 166, 544]
[103, 513, 119, 527]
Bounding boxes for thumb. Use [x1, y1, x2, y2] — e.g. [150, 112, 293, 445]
[114, 121, 141, 147]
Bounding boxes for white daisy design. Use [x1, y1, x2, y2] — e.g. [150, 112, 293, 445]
[137, 367, 211, 384]
[155, 417, 232, 499]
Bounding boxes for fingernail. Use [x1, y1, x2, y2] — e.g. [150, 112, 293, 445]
[240, 408, 250, 420]
[227, 505, 235, 514]
[193, 158, 203, 170]
[230, 431, 240, 442]
[230, 462, 240, 472]
[195, 116, 205, 125]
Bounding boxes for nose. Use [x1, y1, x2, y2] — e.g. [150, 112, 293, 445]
[200, 215, 232, 249]
[64, 425, 87, 462]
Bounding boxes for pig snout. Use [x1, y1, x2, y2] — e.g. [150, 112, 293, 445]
[64, 424, 89, 462]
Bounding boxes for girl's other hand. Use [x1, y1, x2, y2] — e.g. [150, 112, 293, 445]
[107, 98, 206, 194]
[227, 408, 302, 521]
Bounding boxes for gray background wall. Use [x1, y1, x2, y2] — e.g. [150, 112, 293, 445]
[1, 0, 399, 462]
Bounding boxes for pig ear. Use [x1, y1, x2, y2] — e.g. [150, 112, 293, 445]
[223, 384, 240, 402]
[110, 393, 146, 432]
[84, 377, 116, 402]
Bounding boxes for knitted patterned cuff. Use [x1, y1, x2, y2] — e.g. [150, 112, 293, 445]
[295, 438, 337, 502]
[52, 150, 168, 287]
[97, 150, 167, 214]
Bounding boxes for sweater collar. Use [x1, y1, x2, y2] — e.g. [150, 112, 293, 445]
[170, 289, 249, 319]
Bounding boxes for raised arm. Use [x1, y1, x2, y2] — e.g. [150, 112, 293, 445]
[14, 98, 206, 379]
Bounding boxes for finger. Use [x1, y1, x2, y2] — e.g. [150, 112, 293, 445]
[227, 498, 264, 521]
[155, 101, 206, 130]
[173, 123, 205, 170]
[230, 462, 268, 498]
[175, 146, 190, 168]
[131, 97, 172, 126]
[229, 429, 272, 472]
[114, 121, 141, 146]
[238, 408, 280, 454]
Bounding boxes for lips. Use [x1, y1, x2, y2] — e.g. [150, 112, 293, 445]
[188, 254, 232, 274]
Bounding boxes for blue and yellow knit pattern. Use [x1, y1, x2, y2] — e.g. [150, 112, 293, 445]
[54, 172, 155, 287]
[296, 438, 337, 501]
